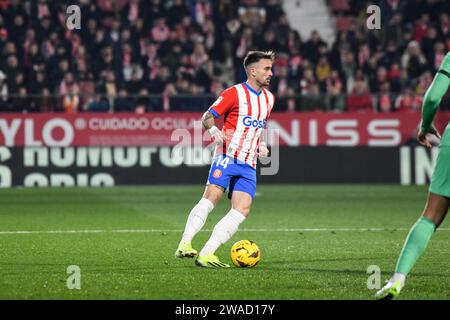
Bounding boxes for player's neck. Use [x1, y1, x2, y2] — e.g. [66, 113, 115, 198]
[244, 80, 262, 94]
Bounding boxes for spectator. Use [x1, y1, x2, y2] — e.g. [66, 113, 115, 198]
[416, 70, 433, 95]
[413, 13, 430, 43]
[432, 42, 446, 72]
[13, 87, 30, 112]
[28, 72, 47, 95]
[60, 73, 80, 113]
[151, 17, 170, 43]
[299, 68, 316, 95]
[114, 87, 134, 112]
[271, 65, 296, 111]
[49, 58, 70, 92]
[315, 56, 332, 88]
[421, 27, 439, 66]
[258, 29, 280, 52]
[303, 30, 327, 65]
[99, 70, 116, 108]
[300, 84, 326, 111]
[377, 82, 394, 113]
[59, 73, 79, 96]
[395, 86, 423, 112]
[123, 0, 140, 25]
[326, 70, 345, 111]
[271, 65, 291, 97]
[195, 60, 216, 92]
[190, 43, 209, 71]
[167, 0, 189, 28]
[347, 80, 373, 112]
[39, 87, 57, 112]
[125, 64, 144, 94]
[370, 66, 390, 93]
[4, 55, 20, 91]
[9, 71, 25, 95]
[88, 93, 110, 112]
[134, 88, 152, 113]
[438, 13, 449, 38]
[341, 50, 357, 92]
[387, 62, 402, 92]
[0, 69, 9, 111]
[401, 41, 427, 78]
[235, 27, 255, 72]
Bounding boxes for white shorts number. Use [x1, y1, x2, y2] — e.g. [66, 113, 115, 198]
[216, 157, 230, 169]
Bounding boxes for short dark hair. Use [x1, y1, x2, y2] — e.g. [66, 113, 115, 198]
[243, 51, 275, 71]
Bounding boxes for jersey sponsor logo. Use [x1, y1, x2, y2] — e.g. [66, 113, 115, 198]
[242, 116, 266, 128]
[212, 169, 222, 178]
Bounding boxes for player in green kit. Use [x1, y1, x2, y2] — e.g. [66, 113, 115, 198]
[375, 52, 450, 299]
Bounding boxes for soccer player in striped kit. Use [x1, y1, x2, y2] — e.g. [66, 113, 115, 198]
[175, 51, 275, 267]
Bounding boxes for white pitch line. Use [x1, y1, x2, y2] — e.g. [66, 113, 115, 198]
[0, 228, 449, 235]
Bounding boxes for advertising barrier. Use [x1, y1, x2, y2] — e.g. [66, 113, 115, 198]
[0, 146, 437, 187]
[1, 112, 449, 147]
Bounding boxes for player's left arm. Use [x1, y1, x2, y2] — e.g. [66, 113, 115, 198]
[257, 129, 269, 158]
[257, 93, 274, 158]
[418, 52, 450, 147]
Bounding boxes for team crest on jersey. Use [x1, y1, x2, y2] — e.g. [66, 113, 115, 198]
[213, 169, 222, 178]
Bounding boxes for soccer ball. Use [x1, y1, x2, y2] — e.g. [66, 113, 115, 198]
[230, 240, 261, 267]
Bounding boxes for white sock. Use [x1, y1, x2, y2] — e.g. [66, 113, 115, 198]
[199, 209, 246, 256]
[391, 273, 406, 288]
[180, 198, 214, 244]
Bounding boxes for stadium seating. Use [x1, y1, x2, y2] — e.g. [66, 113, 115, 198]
[0, 0, 448, 112]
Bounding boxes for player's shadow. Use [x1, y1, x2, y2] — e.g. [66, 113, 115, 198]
[0, 261, 211, 276]
[267, 256, 380, 265]
[263, 257, 450, 277]
[264, 266, 449, 277]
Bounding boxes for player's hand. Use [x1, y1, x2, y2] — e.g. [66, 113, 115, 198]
[417, 126, 441, 148]
[257, 142, 269, 158]
[208, 126, 225, 145]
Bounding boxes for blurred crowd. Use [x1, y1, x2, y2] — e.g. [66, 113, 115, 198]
[0, 0, 449, 113]
[322, 0, 450, 112]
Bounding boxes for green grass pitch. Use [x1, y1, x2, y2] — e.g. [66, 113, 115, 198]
[0, 185, 449, 300]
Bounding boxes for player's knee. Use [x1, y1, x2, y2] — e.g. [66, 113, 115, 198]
[203, 188, 223, 206]
[233, 207, 250, 217]
[422, 211, 443, 228]
[204, 195, 221, 206]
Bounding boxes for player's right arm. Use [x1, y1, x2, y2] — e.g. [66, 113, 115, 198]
[202, 87, 237, 144]
[418, 52, 450, 147]
[202, 111, 225, 144]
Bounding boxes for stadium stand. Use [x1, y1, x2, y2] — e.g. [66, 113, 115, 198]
[0, 0, 449, 112]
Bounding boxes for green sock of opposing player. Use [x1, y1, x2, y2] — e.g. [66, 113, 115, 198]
[395, 217, 436, 277]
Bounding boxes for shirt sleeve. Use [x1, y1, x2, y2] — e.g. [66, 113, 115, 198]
[420, 53, 450, 132]
[269, 94, 275, 118]
[208, 87, 237, 118]
[265, 91, 275, 122]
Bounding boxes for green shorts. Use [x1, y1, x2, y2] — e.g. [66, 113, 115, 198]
[429, 145, 450, 198]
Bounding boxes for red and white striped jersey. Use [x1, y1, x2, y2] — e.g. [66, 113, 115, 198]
[208, 82, 275, 168]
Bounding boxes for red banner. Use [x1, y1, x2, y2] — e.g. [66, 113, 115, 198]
[0, 112, 448, 147]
